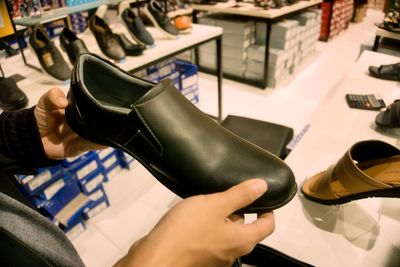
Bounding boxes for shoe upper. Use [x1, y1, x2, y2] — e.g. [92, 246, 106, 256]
[66, 54, 297, 213]
[59, 27, 89, 65]
[88, 16, 126, 60]
[116, 34, 145, 56]
[0, 77, 28, 110]
[121, 8, 154, 46]
[28, 24, 71, 81]
[146, 0, 179, 36]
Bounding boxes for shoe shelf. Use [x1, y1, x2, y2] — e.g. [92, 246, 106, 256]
[13, 0, 124, 26]
[191, 0, 322, 19]
[373, 27, 400, 51]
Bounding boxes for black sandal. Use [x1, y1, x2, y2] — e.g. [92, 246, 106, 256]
[368, 62, 400, 81]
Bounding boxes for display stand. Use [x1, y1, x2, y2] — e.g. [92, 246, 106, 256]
[273, 50, 400, 266]
[373, 27, 400, 51]
[191, 0, 323, 88]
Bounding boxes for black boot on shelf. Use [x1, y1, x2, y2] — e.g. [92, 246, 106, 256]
[27, 24, 71, 81]
[0, 77, 28, 111]
[88, 15, 126, 61]
[144, 0, 179, 39]
[116, 33, 146, 56]
[121, 8, 155, 46]
[59, 27, 89, 65]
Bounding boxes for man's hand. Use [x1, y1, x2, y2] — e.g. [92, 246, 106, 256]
[34, 87, 106, 159]
[115, 179, 275, 267]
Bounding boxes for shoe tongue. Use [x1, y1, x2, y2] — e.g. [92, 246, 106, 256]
[136, 79, 172, 105]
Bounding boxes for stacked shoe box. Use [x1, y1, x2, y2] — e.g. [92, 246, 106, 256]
[15, 148, 129, 239]
[198, 14, 255, 78]
[245, 9, 321, 88]
[176, 59, 199, 104]
[69, 12, 88, 34]
[134, 58, 199, 105]
[319, 0, 353, 41]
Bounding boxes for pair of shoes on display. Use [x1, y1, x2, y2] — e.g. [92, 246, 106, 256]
[59, 27, 89, 65]
[121, 8, 154, 46]
[65, 53, 298, 213]
[144, 0, 179, 39]
[368, 62, 400, 81]
[375, 8, 400, 33]
[375, 99, 400, 128]
[0, 77, 28, 111]
[301, 140, 400, 205]
[89, 15, 145, 61]
[28, 24, 71, 81]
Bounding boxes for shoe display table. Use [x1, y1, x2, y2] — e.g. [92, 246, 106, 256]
[373, 27, 400, 52]
[191, 0, 323, 88]
[268, 50, 400, 266]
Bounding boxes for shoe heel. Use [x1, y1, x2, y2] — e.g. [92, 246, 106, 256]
[65, 92, 107, 146]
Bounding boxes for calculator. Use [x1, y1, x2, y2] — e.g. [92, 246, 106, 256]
[345, 94, 386, 110]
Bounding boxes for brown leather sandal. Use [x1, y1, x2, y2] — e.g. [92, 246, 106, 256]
[301, 140, 400, 205]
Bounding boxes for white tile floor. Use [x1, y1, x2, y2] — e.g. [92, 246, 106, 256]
[70, 8, 390, 267]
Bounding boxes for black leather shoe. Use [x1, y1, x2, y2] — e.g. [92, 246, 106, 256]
[28, 24, 71, 81]
[66, 54, 297, 213]
[369, 62, 400, 81]
[121, 8, 154, 46]
[0, 77, 28, 110]
[88, 15, 126, 61]
[144, 0, 179, 39]
[59, 27, 89, 65]
[116, 34, 145, 56]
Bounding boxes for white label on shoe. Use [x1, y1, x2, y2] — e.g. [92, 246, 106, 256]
[42, 52, 54, 67]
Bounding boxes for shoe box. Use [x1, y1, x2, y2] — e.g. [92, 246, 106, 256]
[243, 9, 321, 87]
[198, 14, 255, 78]
[15, 148, 131, 240]
[134, 58, 200, 104]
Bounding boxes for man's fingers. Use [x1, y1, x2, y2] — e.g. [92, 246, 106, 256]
[38, 88, 68, 110]
[213, 179, 268, 216]
[239, 211, 275, 245]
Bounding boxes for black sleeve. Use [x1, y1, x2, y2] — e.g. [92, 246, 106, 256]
[0, 106, 60, 175]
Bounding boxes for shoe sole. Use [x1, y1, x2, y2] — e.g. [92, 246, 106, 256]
[301, 187, 400, 205]
[143, 6, 179, 40]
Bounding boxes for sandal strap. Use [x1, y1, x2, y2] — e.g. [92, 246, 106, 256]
[379, 63, 400, 76]
[334, 148, 391, 194]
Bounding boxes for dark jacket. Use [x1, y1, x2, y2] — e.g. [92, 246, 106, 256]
[0, 107, 85, 267]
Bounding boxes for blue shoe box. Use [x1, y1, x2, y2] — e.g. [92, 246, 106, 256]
[117, 151, 135, 170]
[78, 168, 107, 195]
[176, 60, 199, 104]
[82, 187, 110, 220]
[61, 217, 86, 241]
[39, 178, 84, 219]
[15, 165, 66, 196]
[66, 151, 104, 181]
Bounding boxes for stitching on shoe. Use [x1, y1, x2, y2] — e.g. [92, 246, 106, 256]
[133, 106, 163, 155]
